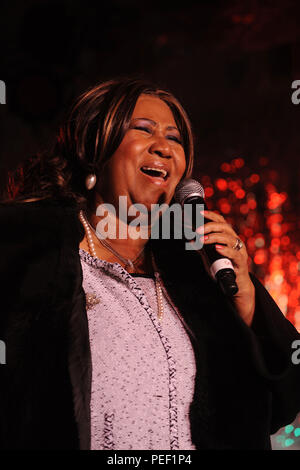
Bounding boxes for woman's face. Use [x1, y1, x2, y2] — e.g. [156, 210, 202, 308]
[96, 94, 187, 213]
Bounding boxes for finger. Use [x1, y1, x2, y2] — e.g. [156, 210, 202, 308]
[202, 232, 237, 247]
[201, 210, 225, 223]
[214, 243, 245, 267]
[196, 221, 236, 237]
[204, 234, 248, 257]
[216, 241, 249, 265]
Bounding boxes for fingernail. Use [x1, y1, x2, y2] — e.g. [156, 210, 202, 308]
[215, 244, 224, 249]
[204, 235, 209, 240]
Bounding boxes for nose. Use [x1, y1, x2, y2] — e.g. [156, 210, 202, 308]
[149, 137, 172, 159]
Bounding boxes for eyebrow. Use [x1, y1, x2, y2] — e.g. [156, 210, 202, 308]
[131, 117, 179, 132]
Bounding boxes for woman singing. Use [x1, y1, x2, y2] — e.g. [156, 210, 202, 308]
[0, 78, 299, 450]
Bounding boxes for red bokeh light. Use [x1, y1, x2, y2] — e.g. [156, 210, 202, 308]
[281, 236, 290, 246]
[205, 187, 214, 198]
[203, 160, 299, 329]
[220, 162, 231, 173]
[240, 204, 249, 214]
[216, 178, 228, 191]
[254, 249, 266, 265]
[218, 198, 231, 214]
[250, 174, 260, 184]
[236, 189, 245, 199]
[232, 158, 245, 168]
[248, 199, 257, 209]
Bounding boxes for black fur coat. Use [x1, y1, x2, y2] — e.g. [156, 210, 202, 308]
[0, 198, 299, 450]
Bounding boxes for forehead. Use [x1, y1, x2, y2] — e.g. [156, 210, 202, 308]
[131, 95, 177, 127]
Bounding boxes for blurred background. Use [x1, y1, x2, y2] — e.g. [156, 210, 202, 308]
[0, 0, 299, 449]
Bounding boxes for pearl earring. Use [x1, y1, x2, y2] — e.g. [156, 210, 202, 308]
[85, 173, 97, 190]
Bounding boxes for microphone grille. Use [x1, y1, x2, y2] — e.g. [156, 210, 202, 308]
[174, 178, 205, 205]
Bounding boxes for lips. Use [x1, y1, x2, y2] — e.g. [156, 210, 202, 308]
[140, 163, 170, 183]
[140, 166, 168, 180]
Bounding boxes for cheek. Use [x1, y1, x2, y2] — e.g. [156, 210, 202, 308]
[124, 140, 146, 165]
[176, 151, 187, 180]
[107, 143, 141, 178]
[116, 135, 146, 163]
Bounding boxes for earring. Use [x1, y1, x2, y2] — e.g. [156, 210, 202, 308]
[85, 173, 97, 190]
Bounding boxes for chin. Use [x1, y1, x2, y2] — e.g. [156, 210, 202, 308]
[135, 192, 170, 210]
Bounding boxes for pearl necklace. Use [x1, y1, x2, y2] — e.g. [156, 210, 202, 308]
[81, 212, 145, 272]
[79, 210, 165, 322]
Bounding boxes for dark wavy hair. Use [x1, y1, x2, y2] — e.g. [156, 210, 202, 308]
[1, 78, 195, 211]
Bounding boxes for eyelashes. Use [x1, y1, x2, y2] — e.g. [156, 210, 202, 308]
[133, 126, 182, 144]
[133, 125, 151, 133]
[168, 136, 182, 144]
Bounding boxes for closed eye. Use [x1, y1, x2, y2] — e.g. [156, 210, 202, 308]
[133, 126, 182, 144]
[167, 135, 182, 144]
[134, 126, 152, 133]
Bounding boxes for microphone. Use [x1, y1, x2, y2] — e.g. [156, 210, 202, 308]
[174, 178, 238, 297]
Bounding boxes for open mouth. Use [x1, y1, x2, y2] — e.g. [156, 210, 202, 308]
[140, 166, 168, 181]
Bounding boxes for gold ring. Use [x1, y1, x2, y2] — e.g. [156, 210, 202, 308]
[233, 238, 243, 250]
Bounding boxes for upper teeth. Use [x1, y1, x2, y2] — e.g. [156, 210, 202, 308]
[141, 167, 167, 178]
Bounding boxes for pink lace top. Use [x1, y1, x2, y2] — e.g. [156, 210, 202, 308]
[79, 248, 197, 450]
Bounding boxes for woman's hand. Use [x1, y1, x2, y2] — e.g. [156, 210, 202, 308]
[197, 210, 255, 327]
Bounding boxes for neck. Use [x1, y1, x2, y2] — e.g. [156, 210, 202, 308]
[87, 192, 151, 258]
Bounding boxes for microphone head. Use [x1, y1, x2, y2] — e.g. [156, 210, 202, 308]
[174, 178, 205, 206]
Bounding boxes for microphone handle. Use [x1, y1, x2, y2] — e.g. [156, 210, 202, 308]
[200, 234, 238, 297]
[188, 197, 239, 297]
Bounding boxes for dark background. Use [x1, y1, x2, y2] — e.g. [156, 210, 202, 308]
[0, 0, 300, 448]
[0, 0, 300, 209]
